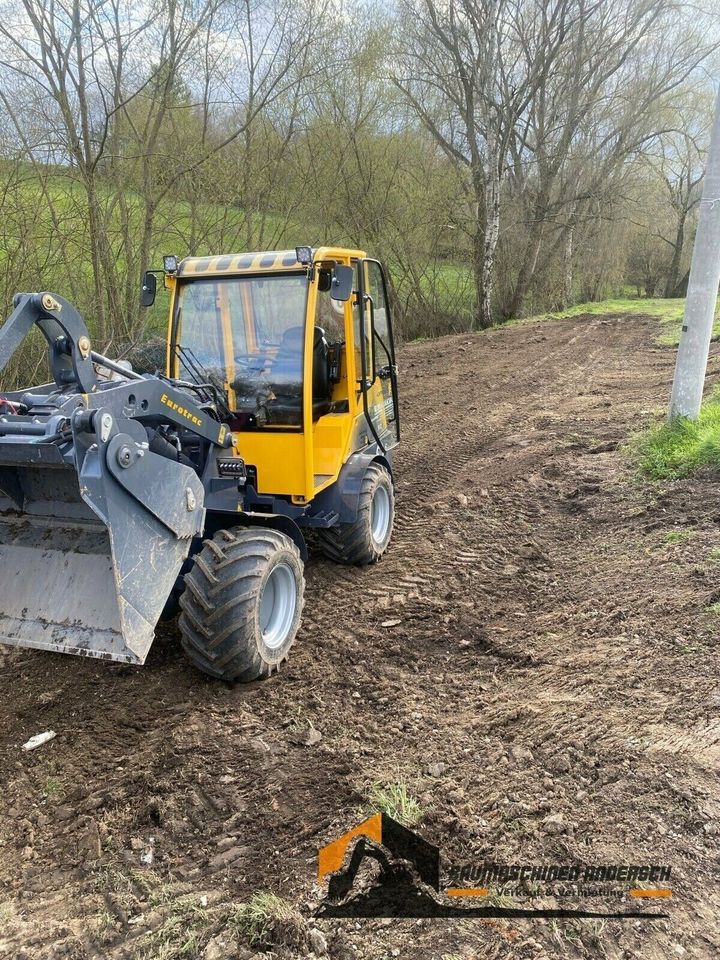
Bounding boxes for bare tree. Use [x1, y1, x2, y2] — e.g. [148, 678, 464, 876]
[0, 0, 328, 344]
[504, 0, 716, 318]
[393, 0, 716, 325]
[393, 0, 571, 328]
[648, 97, 710, 297]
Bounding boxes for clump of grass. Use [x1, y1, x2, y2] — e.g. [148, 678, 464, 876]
[636, 392, 720, 480]
[231, 892, 307, 950]
[664, 529, 695, 544]
[43, 777, 62, 797]
[706, 602, 720, 615]
[366, 780, 423, 826]
[136, 894, 211, 960]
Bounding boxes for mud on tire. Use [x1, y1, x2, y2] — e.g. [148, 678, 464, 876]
[179, 527, 304, 682]
[318, 462, 394, 566]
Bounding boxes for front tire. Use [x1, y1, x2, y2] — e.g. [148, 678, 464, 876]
[318, 462, 394, 565]
[179, 527, 304, 682]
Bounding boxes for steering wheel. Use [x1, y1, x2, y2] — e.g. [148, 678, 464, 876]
[233, 352, 267, 373]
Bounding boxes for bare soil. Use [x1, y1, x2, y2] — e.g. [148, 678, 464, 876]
[1, 313, 719, 960]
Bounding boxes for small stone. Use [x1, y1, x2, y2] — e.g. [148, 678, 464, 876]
[576, 789, 588, 801]
[381, 619, 402, 628]
[140, 838, 155, 866]
[309, 928, 328, 956]
[304, 728, 322, 747]
[454, 493, 469, 507]
[510, 745, 534, 762]
[203, 934, 236, 960]
[548, 753, 571, 773]
[208, 845, 248, 869]
[79, 819, 102, 861]
[427, 762, 447, 777]
[541, 813, 566, 835]
[130, 837, 143, 850]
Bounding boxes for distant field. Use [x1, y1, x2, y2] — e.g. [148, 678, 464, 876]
[0, 169, 710, 346]
[521, 295, 720, 347]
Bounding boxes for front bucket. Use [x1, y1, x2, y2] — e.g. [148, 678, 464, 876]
[0, 426, 205, 664]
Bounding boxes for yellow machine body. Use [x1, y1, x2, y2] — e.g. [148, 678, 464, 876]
[164, 247, 399, 504]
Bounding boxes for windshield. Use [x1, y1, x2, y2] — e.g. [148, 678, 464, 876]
[173, 273, 308, 428]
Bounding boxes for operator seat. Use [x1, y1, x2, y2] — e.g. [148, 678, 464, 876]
[269, 326, 332, 422]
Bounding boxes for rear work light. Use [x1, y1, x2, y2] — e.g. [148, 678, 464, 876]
[217, 458, 246, 478]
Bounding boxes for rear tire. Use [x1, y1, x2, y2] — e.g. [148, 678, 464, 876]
[179, 527, 304, 682]
[318, 462, 394, 565]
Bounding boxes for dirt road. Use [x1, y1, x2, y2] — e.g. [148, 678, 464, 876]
[1, 312, 719, 959]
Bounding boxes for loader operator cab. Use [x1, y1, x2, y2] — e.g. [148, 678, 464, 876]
[164, 247, 399, 506]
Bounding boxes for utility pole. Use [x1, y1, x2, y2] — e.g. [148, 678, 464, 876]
[669, 87, 720, 420]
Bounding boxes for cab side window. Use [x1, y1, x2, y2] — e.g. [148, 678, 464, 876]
[368, 261, 389, 344]
[353, 262, 372, 383]
[367, 262, 390, 377]
[315, 269, 345, 343]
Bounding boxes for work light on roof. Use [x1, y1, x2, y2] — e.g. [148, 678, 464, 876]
[295, 246, 313, 265]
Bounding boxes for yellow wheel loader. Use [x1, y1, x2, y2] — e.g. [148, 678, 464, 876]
[0, 248, 399, 681]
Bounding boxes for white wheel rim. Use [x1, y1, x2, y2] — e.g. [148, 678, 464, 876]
[259, 562, 297, 650]
[371, 485, 391, 545]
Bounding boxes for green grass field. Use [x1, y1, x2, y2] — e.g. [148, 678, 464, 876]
[1, 166, 713, 351]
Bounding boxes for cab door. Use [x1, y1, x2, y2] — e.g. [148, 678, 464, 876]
[357, 259, 400, 451]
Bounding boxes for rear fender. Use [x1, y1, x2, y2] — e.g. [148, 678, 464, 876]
[311, 448, 393, 525]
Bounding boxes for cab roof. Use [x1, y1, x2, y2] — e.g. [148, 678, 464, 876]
[177, 246, 366, 278]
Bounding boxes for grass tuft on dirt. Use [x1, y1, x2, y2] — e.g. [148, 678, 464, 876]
[636, 391, 720, 479]
[231, 892, 307, 950]
[366, 780, 423, 826]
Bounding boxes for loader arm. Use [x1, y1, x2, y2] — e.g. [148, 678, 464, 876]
[0, 292, 99, 393]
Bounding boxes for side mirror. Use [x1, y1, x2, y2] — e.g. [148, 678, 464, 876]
[331, 264, 353, 302]
[141, 271, 157, 307]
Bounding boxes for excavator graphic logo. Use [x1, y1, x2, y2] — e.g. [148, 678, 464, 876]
[316, 814, 671, 920]
[317, 813, 441, 918]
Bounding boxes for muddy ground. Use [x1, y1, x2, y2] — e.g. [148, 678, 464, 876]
[1, 312, 719, 959]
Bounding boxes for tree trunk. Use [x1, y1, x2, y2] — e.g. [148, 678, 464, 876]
[471, 215, 485, 332]
[85, 177, 108, 343]
[479, 168, 500, 329]
[132, 201, 158, 342]
[506, 226, 541, 319]
[664, 212, 686, 298]
[563, 220, 575, 309]
[505, 185, 552, 319]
